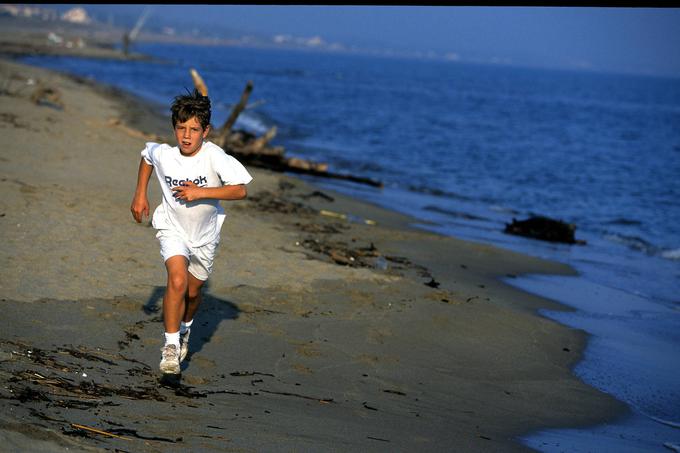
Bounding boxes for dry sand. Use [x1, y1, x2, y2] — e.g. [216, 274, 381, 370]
[0, 55, 627, 452]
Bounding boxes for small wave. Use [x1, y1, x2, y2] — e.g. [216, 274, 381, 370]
[604, 218, 643, 226]
[643, 412, 680, 429]
[664, 442, 680, 453]
[603, 232, 656, 254]
[423, 205, 490, 221]
[604, 233, 680, 262]
[489, 205, 521, 216]
[339, 160, 384, 174]
[407, 185, 474, 201]
[661, 248, 680, 261]
[327, 156, 385, 174]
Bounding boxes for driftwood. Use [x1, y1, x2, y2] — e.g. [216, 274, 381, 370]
[70, 423, 132, 441]
[242, 126, 278, 154]
[30, 84, 64, 109]
[215, 80, 253, 145]
[190, 70, 382, 188]
[504, 216, 586, 245]
[190, 68, 208, 96]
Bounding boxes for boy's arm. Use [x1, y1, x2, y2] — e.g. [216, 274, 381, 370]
[131, 157, 153, 223]
[172, 181, 247, 202]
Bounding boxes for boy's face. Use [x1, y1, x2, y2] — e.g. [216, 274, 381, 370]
[174, 116, 210, 156]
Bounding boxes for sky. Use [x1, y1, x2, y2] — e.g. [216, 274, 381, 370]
[67, 5, 680, 78]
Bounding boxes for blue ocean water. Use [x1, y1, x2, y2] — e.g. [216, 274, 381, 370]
[20, 43, 680, 451]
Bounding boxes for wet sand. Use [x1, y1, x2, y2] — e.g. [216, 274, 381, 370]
[0, 54, 627, 452]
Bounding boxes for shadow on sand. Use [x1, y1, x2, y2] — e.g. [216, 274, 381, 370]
[142, 281, 240, 376]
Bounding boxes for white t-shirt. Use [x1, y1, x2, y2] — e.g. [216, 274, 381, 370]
[141, 140, 253, 247]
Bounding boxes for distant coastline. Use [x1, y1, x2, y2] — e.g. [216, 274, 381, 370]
[0, 13, 461, 64]
[4, 11, 678, 81]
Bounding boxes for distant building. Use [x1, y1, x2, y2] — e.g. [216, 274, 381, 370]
[273, 34, 292, 44]
[61, 7, 91, 24]
[272, 34, 330, 49]
[0, 4, 58, 20]
[305, 36, 324, 47]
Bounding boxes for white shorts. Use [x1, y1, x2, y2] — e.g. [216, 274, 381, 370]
[156, 230, 219, 281]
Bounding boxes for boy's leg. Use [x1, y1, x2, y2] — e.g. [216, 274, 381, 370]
[178, 241, 213, 362]
[160, 255, 188, 374]
[183, 272, 206, 323]
[163, 255, 190, 334]
[179, 271, 206, 362]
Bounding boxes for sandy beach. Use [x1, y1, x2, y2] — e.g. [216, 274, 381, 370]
[0, 48, 627, 452]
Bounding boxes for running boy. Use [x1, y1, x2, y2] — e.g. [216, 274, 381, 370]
[130, 89, 252, 374]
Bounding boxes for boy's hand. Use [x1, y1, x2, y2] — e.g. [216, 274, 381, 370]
[172, 181, 203, 202]
[130, 195, 149, 223]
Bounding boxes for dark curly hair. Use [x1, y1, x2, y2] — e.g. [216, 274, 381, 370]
[170, 88, 211, 130]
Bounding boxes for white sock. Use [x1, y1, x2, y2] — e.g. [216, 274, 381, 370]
[180, 319, 193, 334]
[164, 331, 180, 348]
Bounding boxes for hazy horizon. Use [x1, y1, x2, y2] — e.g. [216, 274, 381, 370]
[41, 5, 680, 78]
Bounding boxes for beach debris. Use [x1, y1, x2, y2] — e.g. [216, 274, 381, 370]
[69, 423, 132, 440]
[320, 209, 377, 225]
[190, 68, 208, 96]
[0, 112, 31, 129]
[64, 424, 180, 443]
[0, 72, 33, 96]
[117, 317, 159, 350]
[375, 256, 388, 270]
[384, 255, 411, 266]
[217, 79, 254, 140]
[365, 253, 443, 282]
[425, 277, 440, 288]
[363, 401, 379, 411]
[299, 190, 335, 202]
[286, 156, 329, 173]
[296, 222, 346, 234]
[1, 339, 167, 406]
[187, 70, 383, 187]
[367, 436, 391, 442]
[383, 389, 407, 396]
[504, 215, 586, 244]
[248, 190, 317, 215]
[259, 389, 334, 404]
[56, 345, 117, 365]
[30, 83, 64, 109]
[159, 376, 209, 398]
[2, 334, 348, 448]
[230, 370, 275, 377]
[299, 238, 381, 268]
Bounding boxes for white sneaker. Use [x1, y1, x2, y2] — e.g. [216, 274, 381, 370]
[179, 329, 190, 362]
[159, 344, 180, 374]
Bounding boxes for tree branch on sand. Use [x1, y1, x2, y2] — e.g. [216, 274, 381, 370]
[190, 69, 382, 188]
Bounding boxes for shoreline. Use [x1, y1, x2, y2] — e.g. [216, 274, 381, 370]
[0, 53, 627, 451]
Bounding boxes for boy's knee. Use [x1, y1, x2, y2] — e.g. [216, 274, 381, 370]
[187, 287, 201, 301]
[168, 274, 188, 293]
